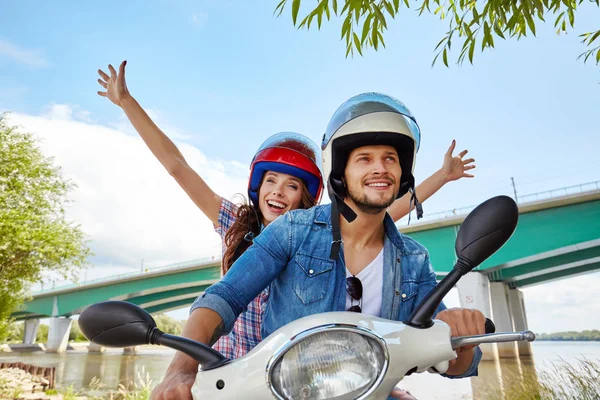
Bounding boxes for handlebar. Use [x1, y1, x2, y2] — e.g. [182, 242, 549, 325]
[451, 330, 535, 350]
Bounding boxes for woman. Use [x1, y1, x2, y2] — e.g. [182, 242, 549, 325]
[97, 62, 325, 360]
[98, 61, 475, 400]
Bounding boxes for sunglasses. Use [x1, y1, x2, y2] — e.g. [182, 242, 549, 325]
[346, 276, 363, 312]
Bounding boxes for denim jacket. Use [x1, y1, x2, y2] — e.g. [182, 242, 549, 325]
[191, 204, 481, 378]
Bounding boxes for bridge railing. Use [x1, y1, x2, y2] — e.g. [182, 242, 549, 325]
[33, 180, 600, 296]
[396, 180, 600, 226]
[32, 256, 220, 295]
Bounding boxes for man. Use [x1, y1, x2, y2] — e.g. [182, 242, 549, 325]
[150, 93, 484, 400]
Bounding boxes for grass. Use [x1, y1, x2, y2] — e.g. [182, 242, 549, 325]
[481, 357, 600, 400]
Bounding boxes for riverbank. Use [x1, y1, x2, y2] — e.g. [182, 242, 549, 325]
[0, 343, 159, 353]
[0, 367, 76, 400]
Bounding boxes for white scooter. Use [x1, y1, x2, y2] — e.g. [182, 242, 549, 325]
[79, 195, 535, 400]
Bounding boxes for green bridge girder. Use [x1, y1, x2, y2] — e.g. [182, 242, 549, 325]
[14, 191, 600, 320]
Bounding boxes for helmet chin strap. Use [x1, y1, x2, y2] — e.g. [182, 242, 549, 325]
[328, 179, 356, 261]
[407, 186, 424, 224]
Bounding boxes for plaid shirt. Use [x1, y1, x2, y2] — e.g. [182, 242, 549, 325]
[212, 198, 267, 360]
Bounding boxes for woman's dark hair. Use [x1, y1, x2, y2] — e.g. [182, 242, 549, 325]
[221, 178, 316, 274]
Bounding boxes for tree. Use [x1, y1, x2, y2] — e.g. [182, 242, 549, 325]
[275, 0, 600, 67]
[152, 313, 184, 336]
[0, 113, 90, 342]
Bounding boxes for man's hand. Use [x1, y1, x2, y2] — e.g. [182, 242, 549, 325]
[390, 387, 418, 399]
[97, 60, 131, 108]
[440, 140, 475, 183]
[150, 370, 196, 400]
[436, 307, 485, 372]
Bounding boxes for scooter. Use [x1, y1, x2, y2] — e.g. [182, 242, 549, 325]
[79, 195, 536, 400]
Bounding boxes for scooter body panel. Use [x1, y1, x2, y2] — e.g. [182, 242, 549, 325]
[191, 312, 456, 400]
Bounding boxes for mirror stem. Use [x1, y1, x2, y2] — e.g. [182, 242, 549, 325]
[148, 328, 229, 370]
[405, 268, 464, 328]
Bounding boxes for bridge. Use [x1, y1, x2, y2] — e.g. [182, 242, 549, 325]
[13, 182, 600, 354]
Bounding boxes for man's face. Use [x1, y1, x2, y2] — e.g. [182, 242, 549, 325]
[343, 145, 402, 214]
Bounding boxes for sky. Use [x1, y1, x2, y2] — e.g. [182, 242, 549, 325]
[1, 1, 599, 333]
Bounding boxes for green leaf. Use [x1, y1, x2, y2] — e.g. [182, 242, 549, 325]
[507, 13, 518, 31]
[332, 0, 338, 15]
[384, 1, 395, 16]
[537, 10, 545, 22]
[434, 35, 447, 51]
[596, 49, 600, 64]
[432, 52, 440, 67]
[525, 14, 537, 36]
[317, 9, 323, 28]
[340, 0, 350, 15]
[372, 21, 379, 49]
[274, 0, 287, 17]
[494, 23, 506, 39]
[393, 0, 400, 12]
[554, 11, 565, 28]
[464, 23, 473, 39]
[568, 9, 575, 28]
[361, 14, 374, 44]
[472, 7, 479, 23]
[588, 31, 600, 45]
[468, 39, 475, 64]
[341, 16, 352, 39]
[324, 2, 331, 20]
[353, 32, 364, 56]
[443, 47, 449, 67]
[292, 0, 301, 25]
[374, 7, 388, 29]
[532, 0, 544, 13]
[377, 30, 386, 47]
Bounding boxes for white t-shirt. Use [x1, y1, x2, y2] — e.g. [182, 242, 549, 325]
[345, 248, 384, 317]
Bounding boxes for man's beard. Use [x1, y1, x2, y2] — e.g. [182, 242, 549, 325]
[346, 184, 397, 215]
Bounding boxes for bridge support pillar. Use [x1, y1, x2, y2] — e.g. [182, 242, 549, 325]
[46, 317, 73, 353]
[489, 282, 519, 358]
[123, 346, 138, 354]
[23, 319, 40, 344]
[88, 342, 106, 353]
[456, 272, 498, 361]
[507, 288, 533, 357]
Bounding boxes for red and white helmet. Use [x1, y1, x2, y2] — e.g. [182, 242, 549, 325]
[248, 132, 324, 207]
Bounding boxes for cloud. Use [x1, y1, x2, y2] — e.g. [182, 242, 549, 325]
[6, 105, 249, 286]
[191, 13, 208, 27]
[110, 108, 191, 140]
[521, 272, 600, 333]
[0, 39, 49, 68]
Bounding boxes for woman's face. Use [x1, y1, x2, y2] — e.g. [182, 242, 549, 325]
[258, 171, 304, 225]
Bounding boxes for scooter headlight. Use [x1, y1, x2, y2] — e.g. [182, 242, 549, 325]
[267, 327, 388, 400]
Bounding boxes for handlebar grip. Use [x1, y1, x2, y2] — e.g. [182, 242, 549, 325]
[485, 318, 496, 334]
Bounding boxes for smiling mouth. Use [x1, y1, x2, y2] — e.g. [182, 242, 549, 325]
[365, 181, 393, 189]
[266, 200, 287, 211]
